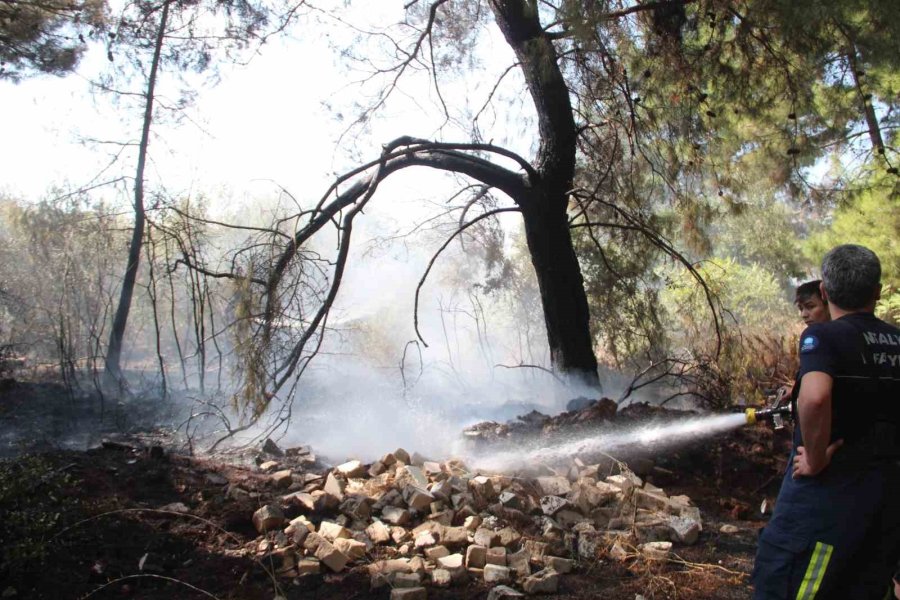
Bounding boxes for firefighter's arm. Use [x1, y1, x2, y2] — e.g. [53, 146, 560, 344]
[793, 371, 843, 478]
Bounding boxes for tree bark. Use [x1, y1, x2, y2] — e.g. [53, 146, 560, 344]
[490, 0, 599, 386]
[520, 198, 599, 383]
[104, 0, 170, 390]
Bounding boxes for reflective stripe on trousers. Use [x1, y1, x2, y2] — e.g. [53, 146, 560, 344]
[796, 542, 834, 600]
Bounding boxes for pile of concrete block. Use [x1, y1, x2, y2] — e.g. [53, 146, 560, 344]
[241, 445, 702, 597]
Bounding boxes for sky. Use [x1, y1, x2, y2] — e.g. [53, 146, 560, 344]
[0, 2, 529, 218]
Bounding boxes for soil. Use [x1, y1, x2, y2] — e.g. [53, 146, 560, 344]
[0, 382, 792, 600]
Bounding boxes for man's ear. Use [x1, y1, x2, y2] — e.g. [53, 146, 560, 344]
[875, 283, 882, 302]
[819, 281, 829, 303]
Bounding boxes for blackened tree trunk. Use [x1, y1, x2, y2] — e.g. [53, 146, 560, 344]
[491, 0, 599, 385]
[520, 198, 598, 383]
[104, 0, 170, 389]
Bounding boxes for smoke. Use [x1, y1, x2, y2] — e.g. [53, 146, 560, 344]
[264, 190, 608, 463]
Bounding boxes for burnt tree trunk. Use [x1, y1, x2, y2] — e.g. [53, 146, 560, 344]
[104, 0, 170, 390]
[521, 198, 598, 382]
[491, 0, 599, 385]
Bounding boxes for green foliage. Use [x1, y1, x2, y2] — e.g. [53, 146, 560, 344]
[662, 257, 794, 338]
[803, 172, 900, 323]
[706, 195, 807, 288]
[0, 194, 128, 374]
[0, 456, 77, 572]
[0, 0, 107, 81]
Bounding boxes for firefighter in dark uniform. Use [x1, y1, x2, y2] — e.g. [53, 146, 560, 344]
[753, 244, 900, 599]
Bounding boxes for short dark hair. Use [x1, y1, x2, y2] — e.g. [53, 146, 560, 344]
[821, 244, 881, 310]
[795, 280, 824, 304]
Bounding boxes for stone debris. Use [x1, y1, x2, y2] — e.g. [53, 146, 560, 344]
[241, 416, 705, 596]
[252, 504, 285, 533]
[484, 563, 512, 583]
[639, 541, 673, 560]
[487, 585, 525, 599]
[523, 567, 560, 594]
[431, 568, 452, 587]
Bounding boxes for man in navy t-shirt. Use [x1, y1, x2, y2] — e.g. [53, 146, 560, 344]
[753, 244, 900, 599]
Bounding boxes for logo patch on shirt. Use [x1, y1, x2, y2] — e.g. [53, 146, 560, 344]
[800, 335, 819, 353]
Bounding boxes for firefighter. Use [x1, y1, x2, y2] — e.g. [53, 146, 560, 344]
[794, 279, 830, 326]
[752, 244, 900, 599]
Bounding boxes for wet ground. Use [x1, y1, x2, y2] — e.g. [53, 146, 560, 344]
[0, 382, 792, 599]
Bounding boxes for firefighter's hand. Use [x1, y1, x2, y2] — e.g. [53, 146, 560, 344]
[792, 440, 843, 478]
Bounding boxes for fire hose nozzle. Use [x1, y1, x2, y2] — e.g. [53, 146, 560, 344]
[744, 404, 792, 429]
[745, 408, 758, 426]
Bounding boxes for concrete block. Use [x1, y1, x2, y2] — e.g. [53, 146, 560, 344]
[369, 461, 387, 477]
[336, 459, 366, 478]
[391, 526, 411, 544]
[391, 587, 427, 600]
[474, 527, 499, 547]
[540, 495, 569, 516]
[393, 448, 411, 465]
[318, 520, 351, 542]
[271, 469, 293, 489]
[667, 515, 701, 545]
[404, 485, 435, 511]
[486, 546, 507, 566]
[382, 506, 412, 526]
[296, 558, 320, 575]
[436, 553, 466, 580]
[555, 509, 588, 530]
[522, 568, 559, 594]
[399, 465, 429, 487]
[536, 476, 571, 496]
[424, 545, 450, 561]
[366, 520, 391, 544]
[605, 474, 635, 494]
[521, 540, 548, 563]
[464, 515, 482, 531]
[543, 556, 574, 574]
[497, 527, 522, 548]
[466, 544, 487, 568]
[639, 541, 672, 560]
[423, 461, 443, 476]
[324, 472, 346, 500]
[430, 479, 453, 501]
[409, 555, 426, 574]
[487, 585, 525, 599]
[259, 460, 279, 472]
[340, 494, 372, 521]
[314, 539, 349, 572]
[507, 549, 531, 578]
[634, 488, 670, 512]
[431, 568, 452, 587]
[333, 538, 366, 561]
[484, 564, 511, 583]
[252, 504, 286, 533]
[415, 531, 437, 548]
[440, 525, 469, 547]
[576, 530, 605, 560]
[312, 490, 340, 512]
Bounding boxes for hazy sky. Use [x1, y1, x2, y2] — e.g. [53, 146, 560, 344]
[0, 2, 529, 219]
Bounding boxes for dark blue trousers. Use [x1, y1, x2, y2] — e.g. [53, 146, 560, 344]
[752, 454, 900, 599]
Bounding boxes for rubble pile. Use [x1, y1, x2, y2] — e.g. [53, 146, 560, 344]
[236, 437, 703, 598]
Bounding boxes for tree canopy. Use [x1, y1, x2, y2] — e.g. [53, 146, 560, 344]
[0, 0, 106, 80]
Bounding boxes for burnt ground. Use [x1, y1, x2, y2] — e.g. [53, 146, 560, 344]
[0, 383, 792, 600]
